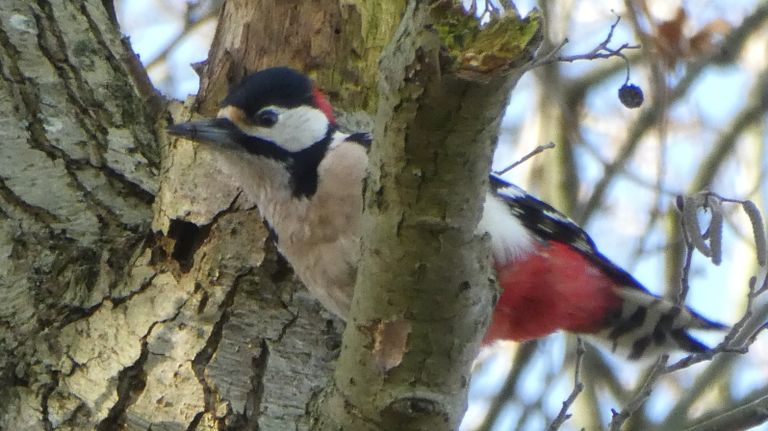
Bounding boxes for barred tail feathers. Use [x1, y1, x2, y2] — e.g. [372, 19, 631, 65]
[592, 287, 727, 360]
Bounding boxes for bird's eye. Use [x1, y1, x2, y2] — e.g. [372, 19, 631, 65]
[255, 109, 278, 127]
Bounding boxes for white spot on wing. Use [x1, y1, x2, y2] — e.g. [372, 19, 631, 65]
[543, 208, 574, 225]
[477, 193, 534, 263]
[497, 184, 528, 199]
[498, 183, 580, 226]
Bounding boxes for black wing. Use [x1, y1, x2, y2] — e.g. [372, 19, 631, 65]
[489, 174, 646, 292]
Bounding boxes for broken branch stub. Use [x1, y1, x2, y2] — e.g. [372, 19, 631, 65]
[431, 2, 543, 81]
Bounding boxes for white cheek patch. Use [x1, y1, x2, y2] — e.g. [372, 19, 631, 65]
[220, 105, 330, 153]
[477, 193, 534, 263]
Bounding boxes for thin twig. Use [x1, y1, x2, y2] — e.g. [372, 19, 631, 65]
[683, 394, 768, 431]
[525, 38, 570, 69]
[665, 274, 768, 373]
[546, 338, 586, 431]
[608, 355, 668, 430]
[494, 142, 556, 175]
[525, 14, 640, 73]
[577, 4, 768, 225]
[662, 300, 768, 428]
[557, 42, 640, 65]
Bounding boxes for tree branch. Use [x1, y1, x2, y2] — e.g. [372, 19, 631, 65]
[546, 338, 585, 431]
[525, 13, 639, 73]
[683, 393, 768, 431]
[318, 3, 542, 429]
[608, 355, 668, 431]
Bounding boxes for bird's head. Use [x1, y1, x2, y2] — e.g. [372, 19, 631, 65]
[168, 66, 340, 197]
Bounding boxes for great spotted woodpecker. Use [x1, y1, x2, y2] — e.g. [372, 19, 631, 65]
[168, 67, 724, 360]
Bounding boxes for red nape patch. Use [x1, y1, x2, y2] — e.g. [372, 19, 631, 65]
[312, 87, 336, 124]
[483, 241, 623, 345]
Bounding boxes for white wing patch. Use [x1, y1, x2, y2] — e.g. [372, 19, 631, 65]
[498, 183, 580, 226]
[496, 184, 528, 199]
[477, 193, 535, 263]
[329, 131, 351, 149]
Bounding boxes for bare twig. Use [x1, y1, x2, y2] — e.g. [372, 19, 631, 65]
[666, 274, 768, 374]
[494, 142, 556, 175]
[526, 14, 640, 76]
[546, 338, 586, 431]
[683, 393, 768, 431]
[577, 4, 768, 225]
[560, 44, 638, 71]
[619, 203, 768, 426]
[662, 300, 768, 428]
[608, 355, 668, 431]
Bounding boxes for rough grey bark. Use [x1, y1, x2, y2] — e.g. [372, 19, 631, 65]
[0, 0, 158, 428]
[0, 1, 342, 430]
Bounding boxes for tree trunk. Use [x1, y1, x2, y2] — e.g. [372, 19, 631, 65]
[0, 1, 342, 429]
[0, 0, 160, 428]
[317, 2, 540, 429]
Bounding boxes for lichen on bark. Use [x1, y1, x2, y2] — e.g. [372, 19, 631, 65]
[433, 3, 542, 77]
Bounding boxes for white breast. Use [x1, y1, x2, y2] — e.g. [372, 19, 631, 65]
[267, 137, 369, 319]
